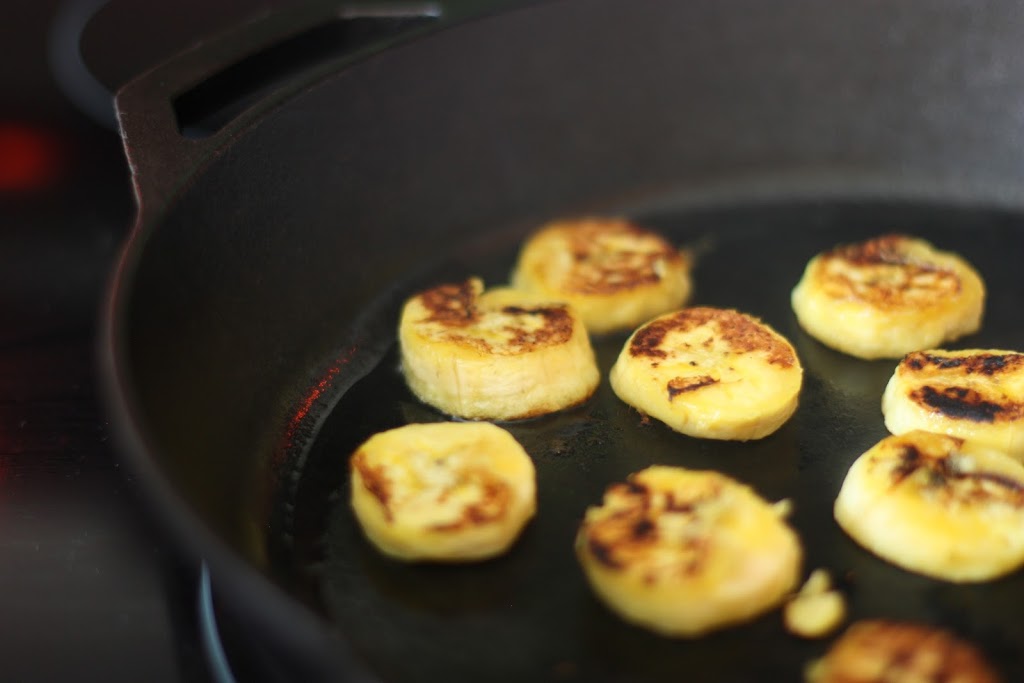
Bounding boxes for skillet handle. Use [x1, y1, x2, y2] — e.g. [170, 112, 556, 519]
[114, 1, 441, 212]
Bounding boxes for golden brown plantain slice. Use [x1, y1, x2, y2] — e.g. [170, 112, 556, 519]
[806, 619, 1004, 683]
[575, 465, 802, 637]
[511, 217, 691, 334]
[349, 422, 536, 562]
[398, 278, 600, 420]
[791, 234, 985, 359]
[834, 430, 1024, 582]
[882, 349, 1024, 461]
[609, 306, 803, 440]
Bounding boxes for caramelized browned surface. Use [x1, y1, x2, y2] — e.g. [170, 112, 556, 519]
[831, 234, 921, 266]
[628, 307, 796, 368]
[909, 385, 1024, 424]
[495, 306, 575, 350]
[899, 352, 1024, 424]
[667, 375, 719, 398]
[351, 450, 393, 520]
[411, 280, 576, 355]
[420, 280, 479, 326]
[812, 620, 1003, 683]
[815, 235, 962, 308]
[351, 450, 514, 532]
[881, 439, 1024, 507]
[559, 219, 684, 295]
[904, 351, 1024, 376]
[580, 473, 722, 581]
[427, 470, 512, 532]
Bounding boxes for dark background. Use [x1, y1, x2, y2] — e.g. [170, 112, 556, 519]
[4, 2, 306, 680]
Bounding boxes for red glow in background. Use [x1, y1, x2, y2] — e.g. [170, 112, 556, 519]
[0, 122, 65, 193]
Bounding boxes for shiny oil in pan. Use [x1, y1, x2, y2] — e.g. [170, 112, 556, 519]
[273, 199, 1024, 683]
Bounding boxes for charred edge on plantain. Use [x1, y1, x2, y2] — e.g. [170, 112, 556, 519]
[667, 375, 718, 399]
[912, 385, 1010, 423]
[905, 352, 1024, 376]
[891, 443, 1024, 498]
[588, 537, 623, 569]
[353, 453, 393, 520]
[629, 308, 795, 367]
[891, 444, 923, 485]
[501, 305, 575, 348]
[631, 518, 657, 540]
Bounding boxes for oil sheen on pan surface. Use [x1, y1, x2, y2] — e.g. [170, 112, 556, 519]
[267, 198, 1024, 682]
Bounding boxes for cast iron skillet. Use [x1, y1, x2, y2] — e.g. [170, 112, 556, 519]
[104, 0, 1024, 680]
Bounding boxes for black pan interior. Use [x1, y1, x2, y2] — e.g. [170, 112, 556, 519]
[266, 197, 1024, 682]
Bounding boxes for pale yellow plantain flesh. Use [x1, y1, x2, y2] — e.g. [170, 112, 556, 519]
[783, 569, 846, 639]
[609, 307, 803, 440]
[791, 234, 985, 359]
[834, 430, 1024, 582]
[398, 278, 600, 420]
[349, 422, 536, 562]
[882, 349, 1024, 461]
[511, 217, 691, 334]
[575, 466, 802, 637]
[805, 619, 1004, 683]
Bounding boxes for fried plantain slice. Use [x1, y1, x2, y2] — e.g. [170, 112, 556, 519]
[350, 422, 536, 562]
[399, 278, 600, 420]
[576, 465, 802, 637]
[883, 349, 1024, 460]
[511, 217, 691, 334]
[834, 430, 1024, 582]
[791, 234, 985, 359]
[610, 307, 803, 440]
[806, 619, 1003, 683]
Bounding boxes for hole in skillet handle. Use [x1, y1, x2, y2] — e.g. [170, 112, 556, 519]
[173, 4, 442, 139]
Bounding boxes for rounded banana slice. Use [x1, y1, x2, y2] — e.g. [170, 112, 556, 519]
[575, 465, 802, 637]
[882, 349, 1024, 461]
[609, 307, 803, 440]
[834, 430, 1024, 582]
[349, 422, 536, 562]
[510, 217, 691, 334]
[791, 234, 985, 359]
[398, 278, 600, 420]
[805, 620, 1004, 683]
